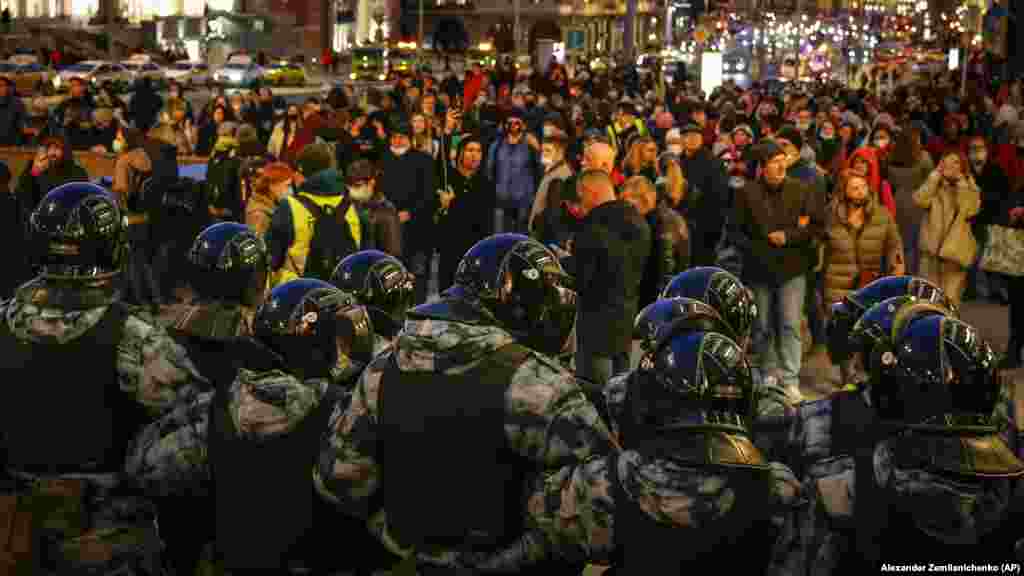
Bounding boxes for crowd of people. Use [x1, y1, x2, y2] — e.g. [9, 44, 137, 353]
[0, 54, 1022, 574]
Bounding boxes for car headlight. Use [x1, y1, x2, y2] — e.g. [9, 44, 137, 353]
[378, 74, 386, 81]
[350, 73, 357, 80]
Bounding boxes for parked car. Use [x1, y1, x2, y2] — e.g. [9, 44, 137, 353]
[0, 61, 53, 95]
[121, 59, 166, 88]
[53, 61, 132, 92]
[214, 61, 264, 87]
[263, 61, 306, 86]
[165, 60, 211, 88]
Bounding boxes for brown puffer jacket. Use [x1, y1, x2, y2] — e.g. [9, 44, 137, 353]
[823, 190, 905, 304]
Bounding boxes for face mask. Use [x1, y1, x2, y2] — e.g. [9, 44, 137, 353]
[820, 131, 835, 141]
[349, 184, 373, 201]
[112, 139, 124, 153]
[391, 146, 409, 157]
[668, 144, 683, 155]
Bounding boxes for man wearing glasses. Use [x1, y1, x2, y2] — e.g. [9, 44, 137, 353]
[733, 140, 826, 401]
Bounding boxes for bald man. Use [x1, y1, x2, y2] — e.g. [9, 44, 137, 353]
[568, 168, 651, 405]
[621, 176, 691, 308]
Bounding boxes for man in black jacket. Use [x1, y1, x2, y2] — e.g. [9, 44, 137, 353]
[621, 175, 689, 308]
[378, 121, 436, 304]
[0, 76, 27, 147]
[678, 122, 729, 266]
[734, 141, 826, 400]
[568, 168, 651, 396]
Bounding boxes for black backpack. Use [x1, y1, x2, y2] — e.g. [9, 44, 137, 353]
[206, 151, 243, 220]
[294, 195, 358, 282]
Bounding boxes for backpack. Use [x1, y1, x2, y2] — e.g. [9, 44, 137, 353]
[206, 151, 243, 220]
[294, 195, 358, 281]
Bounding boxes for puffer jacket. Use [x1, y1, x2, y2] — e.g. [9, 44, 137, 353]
[823, 191, 904, 304]
[912, 171, 981, 265]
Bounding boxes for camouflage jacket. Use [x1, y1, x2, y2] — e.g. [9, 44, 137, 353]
[504, 451, 806, 574]
[3, 280, 208, 416]
[127, 369, 337, 498]
[789, 395, 1024, 574]
[314, 316, 618, 566]
[0, 280, 205, 575]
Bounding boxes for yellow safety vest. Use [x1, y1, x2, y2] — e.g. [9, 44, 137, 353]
[270, 193, 362, 288]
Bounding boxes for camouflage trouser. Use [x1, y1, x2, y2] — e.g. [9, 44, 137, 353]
[2, 472, 165, 576]
[43, 495, 165, 576]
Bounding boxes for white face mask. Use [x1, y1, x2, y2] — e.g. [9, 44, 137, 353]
[391, 146, 409, 157]
[668, 144, 683, 156]
[349, 183, 373, 201]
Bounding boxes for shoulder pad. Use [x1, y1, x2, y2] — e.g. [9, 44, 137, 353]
[407, 298, 491, 326]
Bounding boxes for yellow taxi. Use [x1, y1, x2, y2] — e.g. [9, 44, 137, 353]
[263, 61, 307, 86]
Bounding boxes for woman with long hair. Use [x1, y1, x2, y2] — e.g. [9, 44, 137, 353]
[887, 124, 935, 276]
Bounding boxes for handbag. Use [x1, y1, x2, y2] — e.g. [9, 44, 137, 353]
[978, 224, 1024, 277]
[936, 205, 978, 268]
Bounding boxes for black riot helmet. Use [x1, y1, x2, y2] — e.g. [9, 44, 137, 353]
[187, 222, 269, 308]
[661, 267, 757, 343]
[848, 296, 954, 375]
[628, 330, 766, 467]
[827, 276, 956, 364]
[633, 297, 734, 357]
[252, 279, 375, 380]
[330, 250, 415, 338]
[875, 315, 1024, 479]
[433, 234, 575, 356]
[30, 182, 125, 282]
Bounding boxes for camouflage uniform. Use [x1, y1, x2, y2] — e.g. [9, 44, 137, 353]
[0, 280, 208, 575]
[314, 316, 617, 570]
[785, 391, 1024, 574]
[500, 451, 806, 574]
[127, 368, 337, 498]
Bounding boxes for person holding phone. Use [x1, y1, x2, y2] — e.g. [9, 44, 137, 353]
[912, 150, 981, 307]
[14, 136, 88, 222]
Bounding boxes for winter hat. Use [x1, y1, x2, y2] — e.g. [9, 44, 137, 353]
[995, 104, 1019, 127]
[296, 142, 335, 175]
[346, 159, 376, 183]
[775, 124, 804, 150]
[732, 123, 754, 138]
[681, 122, 702, 135]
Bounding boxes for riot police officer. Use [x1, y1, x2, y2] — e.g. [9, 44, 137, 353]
[315, 233, 616, 573]
[0, 182, 208, 575]
[330, 249, 415, 354]
[473, 328, 805, 573]
[661, 266, 759, 347]
[605, 296, 736, 440]
[827, 275, 955, 387]
[161, 222, 270, 388]
[129, 279, 378, 574]
[798, 312, 1023, 571]
[155, 221, 271, 574]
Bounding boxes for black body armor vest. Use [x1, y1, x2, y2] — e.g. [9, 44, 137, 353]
[378, 343, 532, 552]
[209, 375, 340, 571]
[608, 434, 777, 575]
[0, 303, 133, 474]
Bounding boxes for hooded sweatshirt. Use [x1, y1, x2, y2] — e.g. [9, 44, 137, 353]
[846, 147, 897, 217]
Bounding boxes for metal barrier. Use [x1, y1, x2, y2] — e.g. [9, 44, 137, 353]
[0, 147, 208, 181]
